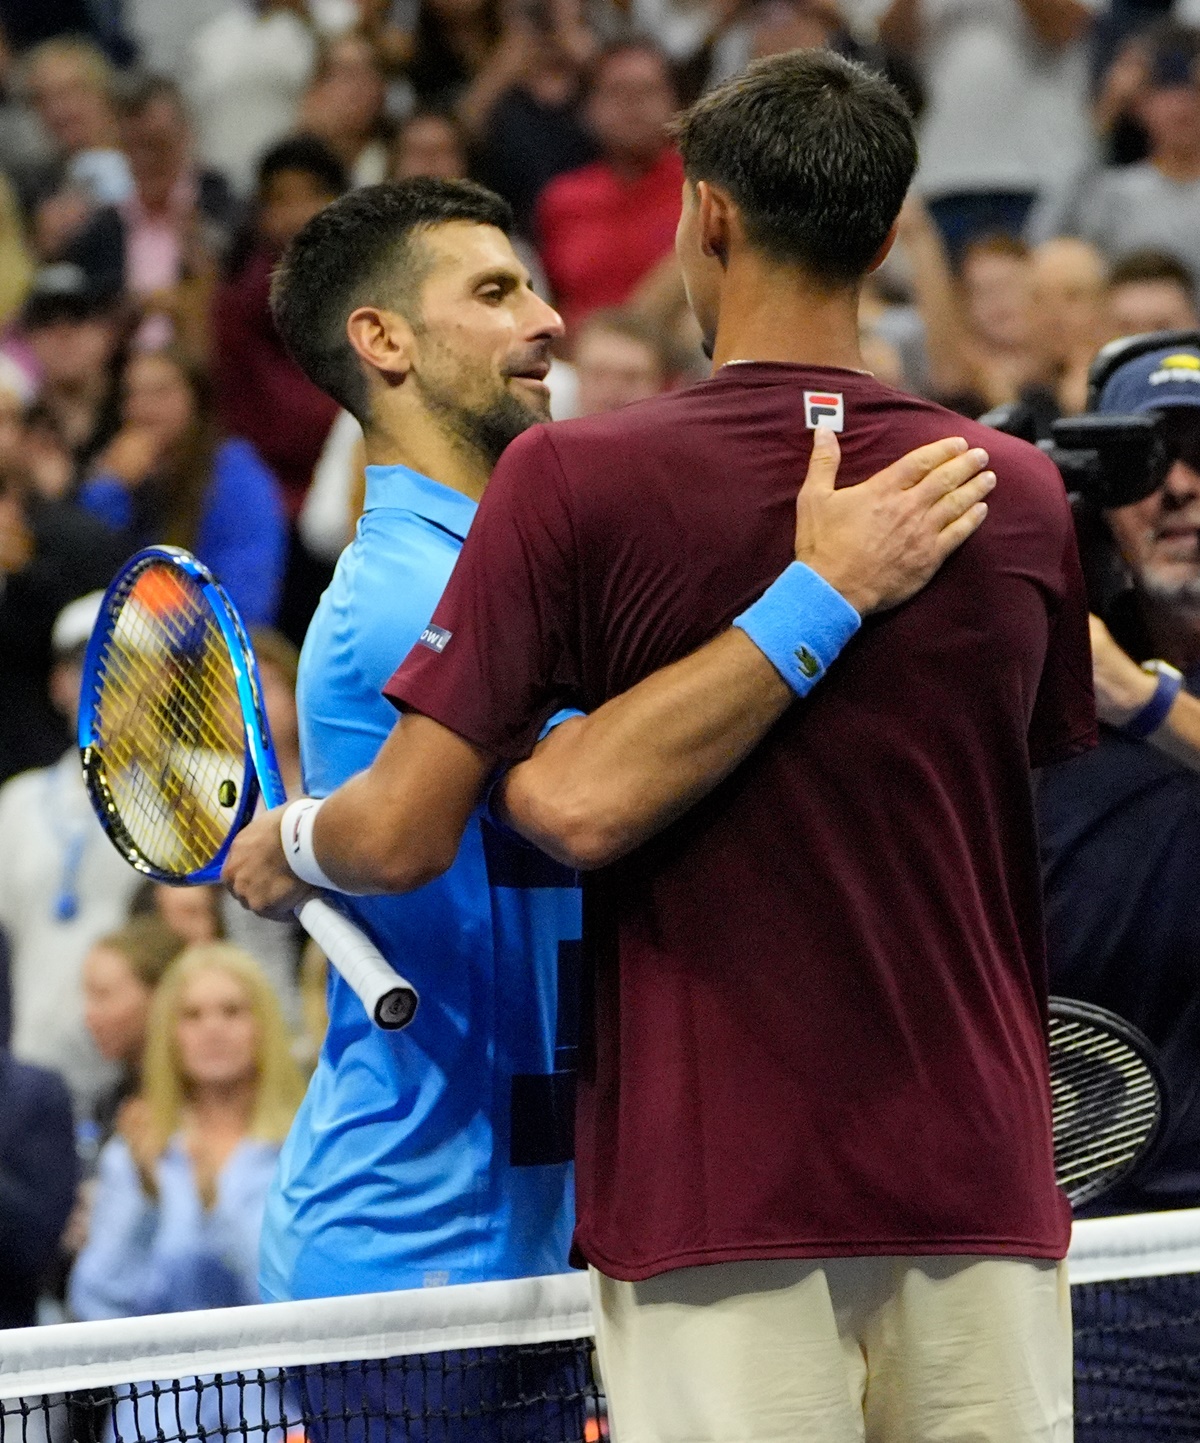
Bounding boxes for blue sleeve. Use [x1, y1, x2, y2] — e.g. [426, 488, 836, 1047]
[78, 476, 134, 531]
[67, 1139, 160, 1320]
[194, 439, 288, 626]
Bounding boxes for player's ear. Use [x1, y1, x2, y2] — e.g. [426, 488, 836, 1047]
[346, 306, 416, 383]
[695, 181, 733, 269]
[867, 219, 900, 274]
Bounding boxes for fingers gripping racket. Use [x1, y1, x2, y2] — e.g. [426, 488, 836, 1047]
[78, 545, 418, 1030]
[1048, 998, 1165, 1209]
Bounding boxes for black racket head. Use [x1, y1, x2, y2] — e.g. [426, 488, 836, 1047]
[1048, 997, 1167, 1209]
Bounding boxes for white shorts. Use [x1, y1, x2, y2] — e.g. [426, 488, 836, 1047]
[590, 1253, 1073, 1443]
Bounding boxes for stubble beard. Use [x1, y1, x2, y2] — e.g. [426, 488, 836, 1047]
[414, 356, 548, 471]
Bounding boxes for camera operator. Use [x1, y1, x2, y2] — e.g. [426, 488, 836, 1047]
[1038, 338, 1200, 1210]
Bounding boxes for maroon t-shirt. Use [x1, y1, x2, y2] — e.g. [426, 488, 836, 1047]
[385, 363, 1097, 1281]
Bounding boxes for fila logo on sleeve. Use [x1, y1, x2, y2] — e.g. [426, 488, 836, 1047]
[804, 391, 844, 432]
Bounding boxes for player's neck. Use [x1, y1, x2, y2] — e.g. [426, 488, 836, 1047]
[709, 261, 866, 373]
[363, 411, 490, 503]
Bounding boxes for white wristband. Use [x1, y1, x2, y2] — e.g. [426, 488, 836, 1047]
[280, 797, 340, 891]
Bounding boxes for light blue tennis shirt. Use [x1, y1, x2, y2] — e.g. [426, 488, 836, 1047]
[259, 464, 580, 1301]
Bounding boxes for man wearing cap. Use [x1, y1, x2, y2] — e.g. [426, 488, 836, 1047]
[1038, 337, 1200, 1217]
[0, 590, 141, 1116]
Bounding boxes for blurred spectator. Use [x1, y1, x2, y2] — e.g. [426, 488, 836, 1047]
[0, 938, 77, 1331]
[136, 882, 224, 947]
[251, 625, 305, 802]
[184, 0, 319, 198]
[0, 173, 35, 331]
[408, 0, 502, 110]
[573, 307, 672, 414]
[69, 943, 305, 1320]
[0, 591, 140, 1115]
[390, 108, 470, 180]
[535, 39, 683, 332]
[21, 36, 133, 207]
[0, 0, 130, 59]
[1029, 235, 1110, 415]
[83, 917, 187, 1141]
[211, 137, 345, 641]
[300, 32, 392, 187]
[463, 0, 597, 233]
[1108, 249, 1200, 336]
[881, 0, 1098, 257]
[123, 0, 232, 87]
[0, 23, 56, 209]
[1038, 25, 1200, 284]
[80, 347, 287, 626]
[114, 75, 240, 304]
[20, 264, 124, 474]
[1038, 336, 1200, 1209]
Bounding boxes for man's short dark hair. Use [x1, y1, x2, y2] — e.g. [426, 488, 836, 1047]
[672, 50, 917, 286]
[1109, 248, 1196, 299]
[270, 178, 513, 421]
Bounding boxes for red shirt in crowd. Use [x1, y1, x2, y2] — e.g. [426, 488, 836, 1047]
[386, 363, 1096, 1281]
[535, 147, 684, 332]
[211, 245, 340, 520]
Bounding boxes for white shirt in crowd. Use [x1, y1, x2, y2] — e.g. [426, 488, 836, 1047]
[913, 0, 1099, 201]
[0, 750, 138, 1115]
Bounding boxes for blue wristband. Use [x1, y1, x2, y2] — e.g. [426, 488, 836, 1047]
[1121, 662, 1183, 740]
[732, 562, 861, 698]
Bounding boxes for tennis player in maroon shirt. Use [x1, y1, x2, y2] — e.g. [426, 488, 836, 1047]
[227, 51, 1094, 1442]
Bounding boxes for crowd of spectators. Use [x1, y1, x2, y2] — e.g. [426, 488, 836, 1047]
[1, 0, 1200, 1343]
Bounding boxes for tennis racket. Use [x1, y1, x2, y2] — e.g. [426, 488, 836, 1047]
[78, 545, 418, 1030]
[1049, 997, 1165, 1208]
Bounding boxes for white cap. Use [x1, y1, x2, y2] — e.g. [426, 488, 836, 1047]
[51, 591, 104, 656]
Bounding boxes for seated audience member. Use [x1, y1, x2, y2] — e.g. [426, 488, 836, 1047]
[211, 137, 345, 641]
[1038, 337, 1200, 1210]
[390, 109, 470, 181]
[134, 882, 224, 947]
[463, 0, 597, 234]
[1028, 236, 1110, 417]
[1041, 24, 1200, 284]
[573, 307, 672, 414]
[1107, 249, 1200, 337]
[83, 917, 187, 1141]
[0, 172, 34, 330]
[300, 32, 392, 188]
[80, 346, 287, 626]
[183, 0, 318, 197]
[880, 0, 1095, 258]
[407, 0, 502, 112]
[69, 943, 306, 1320]
[0, 592, 139, 1112]
[20, 36, 132, 206]
[20, 264, 124, 475]
[0, 939, 77, 1331]
[535, 39, 683, 332]
[114, 75, 239, 314]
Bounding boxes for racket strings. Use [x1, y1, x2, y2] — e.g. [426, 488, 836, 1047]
[88, 563, 246, 876]
[1050, 1016, 1162, 1206]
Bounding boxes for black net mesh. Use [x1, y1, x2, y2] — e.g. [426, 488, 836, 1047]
[1, 1341, 604, 1443]
[1073, 1272, 1200, 1442]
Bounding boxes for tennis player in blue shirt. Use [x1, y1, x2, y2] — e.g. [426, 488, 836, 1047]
[260, 181, 583, 1441]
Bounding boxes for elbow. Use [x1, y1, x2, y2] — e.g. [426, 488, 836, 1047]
[363, 822, 459, 895]
[509, 782, 634, 871]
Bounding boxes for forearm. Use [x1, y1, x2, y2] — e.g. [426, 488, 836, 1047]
[1150, 691, 1200, 774]
[497, 629, 793, 868]
[311, 715, 492, 894]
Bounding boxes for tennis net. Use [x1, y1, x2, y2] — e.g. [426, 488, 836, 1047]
[4, 1213, 1200, 1442]
[0, 1272, 601, 1442]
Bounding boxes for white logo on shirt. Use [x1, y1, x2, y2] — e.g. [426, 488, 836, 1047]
[419, 624, 452, 653]
[804, 391, 844, 431]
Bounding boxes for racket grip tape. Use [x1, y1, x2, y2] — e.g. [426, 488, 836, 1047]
[295, 896, 419, 1030]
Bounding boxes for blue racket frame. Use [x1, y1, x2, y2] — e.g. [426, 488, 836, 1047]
[79, 545, 287, 884]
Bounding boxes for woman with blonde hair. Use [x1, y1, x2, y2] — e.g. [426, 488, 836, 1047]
[70, 942, 304, 1319]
